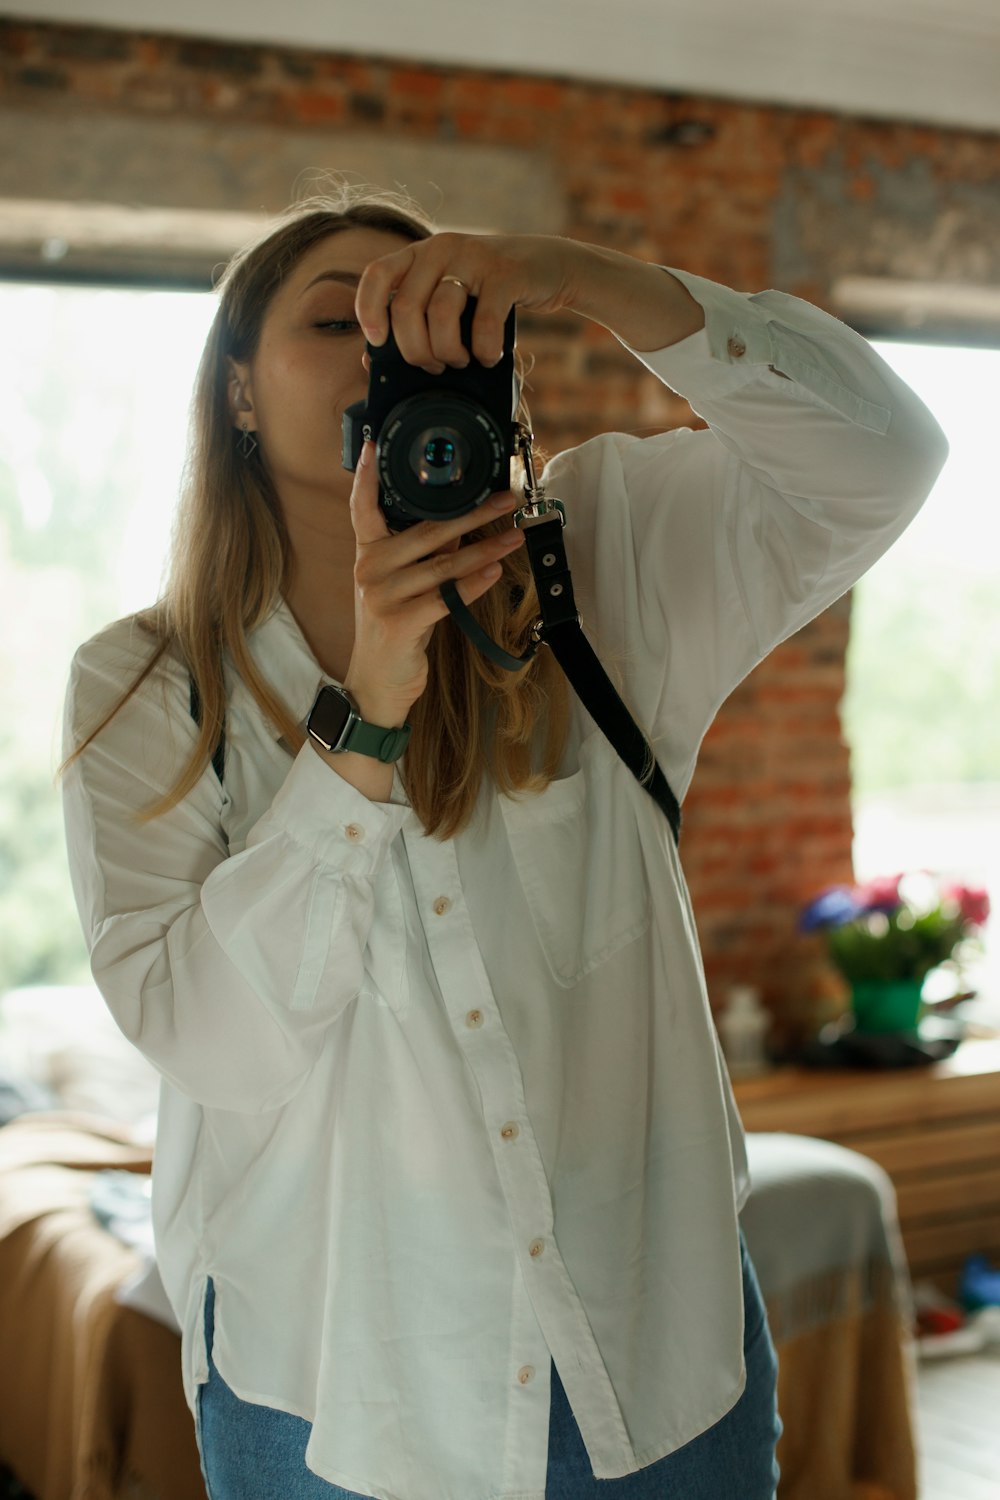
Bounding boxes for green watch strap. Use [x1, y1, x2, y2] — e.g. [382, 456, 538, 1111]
[308, 683, 412, 763]
[340, 716, 411, 763]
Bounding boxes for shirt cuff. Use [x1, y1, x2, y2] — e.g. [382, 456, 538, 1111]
[259, 737, 410, 872]
[615, 266, 893, 436]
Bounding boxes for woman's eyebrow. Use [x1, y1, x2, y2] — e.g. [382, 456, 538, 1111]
[300, 270, 361, 296]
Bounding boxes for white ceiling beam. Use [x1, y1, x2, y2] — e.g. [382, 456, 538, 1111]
[7, 0, 1000, 134]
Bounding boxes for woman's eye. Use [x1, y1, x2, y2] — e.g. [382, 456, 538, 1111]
[315, 319, 361, 333]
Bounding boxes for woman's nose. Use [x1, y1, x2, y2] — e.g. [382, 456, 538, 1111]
[362, 351, 371, 374]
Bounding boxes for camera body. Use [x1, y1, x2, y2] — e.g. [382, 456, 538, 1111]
[342, 297, 519, 533]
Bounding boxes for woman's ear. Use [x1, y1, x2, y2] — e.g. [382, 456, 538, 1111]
[226, 356, 256, 428]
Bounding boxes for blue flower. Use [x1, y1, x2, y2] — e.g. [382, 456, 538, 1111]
[798, 886, 862, 932]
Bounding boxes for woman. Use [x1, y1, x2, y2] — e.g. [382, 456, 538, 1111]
[61, 182, 948, 1500]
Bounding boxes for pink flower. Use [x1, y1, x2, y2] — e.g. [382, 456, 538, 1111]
[855, 874, 903, 914]
[944, 883, 991, 928]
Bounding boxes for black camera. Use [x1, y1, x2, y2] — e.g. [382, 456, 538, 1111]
[342, 297, 520, 533]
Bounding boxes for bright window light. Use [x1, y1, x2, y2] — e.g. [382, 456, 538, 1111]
[846, 341, 1000, 1024]
[0, 282, 216, 993]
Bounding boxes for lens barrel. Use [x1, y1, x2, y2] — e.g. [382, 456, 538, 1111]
[377, 391, 507, 522]
[341, 298, 518, 531]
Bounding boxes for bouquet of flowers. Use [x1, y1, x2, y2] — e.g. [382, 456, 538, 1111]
[799, 872, 990, 985]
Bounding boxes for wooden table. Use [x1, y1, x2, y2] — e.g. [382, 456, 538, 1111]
[732, 1036, 1000, 1298]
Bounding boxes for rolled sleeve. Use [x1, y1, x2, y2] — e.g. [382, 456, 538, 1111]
[612, 265, 949, 558]
[247, 736, 409, 872]
[552, 266, 951, 796]
[203, 741, 410, 1023]
[634, 267, 896, 434]
[62, 634, 411, 1114]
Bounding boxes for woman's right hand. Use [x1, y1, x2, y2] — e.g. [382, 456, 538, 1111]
[344, 440, 526, 722]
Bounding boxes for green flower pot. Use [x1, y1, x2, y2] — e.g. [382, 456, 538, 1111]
[850, 978, 924, 1034]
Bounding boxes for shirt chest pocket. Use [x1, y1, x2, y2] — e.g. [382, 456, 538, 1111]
[498, 734, 652, 988]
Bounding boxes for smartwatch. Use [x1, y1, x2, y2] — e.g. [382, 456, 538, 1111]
[306, 684, 411, 763]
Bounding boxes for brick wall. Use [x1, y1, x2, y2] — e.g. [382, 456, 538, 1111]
[4, 19, 995, 1051]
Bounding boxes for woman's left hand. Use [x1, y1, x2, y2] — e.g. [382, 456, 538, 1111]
[355, 230, 706, 366]
[354, 232, 589, 375]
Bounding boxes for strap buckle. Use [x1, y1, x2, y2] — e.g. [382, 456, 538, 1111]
[511, 421, 566, 532]
[530, 591, 582, 646]
[513, 496, 566, 531]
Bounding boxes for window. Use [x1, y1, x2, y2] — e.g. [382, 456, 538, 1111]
[0, 281, 215, 990]
[845, 341, 1000, 1026]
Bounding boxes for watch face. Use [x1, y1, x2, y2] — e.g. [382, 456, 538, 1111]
[308, 685, 353, 751]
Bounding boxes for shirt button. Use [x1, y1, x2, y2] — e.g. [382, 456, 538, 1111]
[517, 1365, 535, 1385]
[344, 824, 364, 842]
[500, 1122, 519, 1141]
[529, 1238, 545, 1258]
[433, 896, 451, 916]
[465, 1009, 484, 1028]
[727, 335, 747, 358]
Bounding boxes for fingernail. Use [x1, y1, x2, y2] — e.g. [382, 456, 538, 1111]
[359, 440, 371, 469]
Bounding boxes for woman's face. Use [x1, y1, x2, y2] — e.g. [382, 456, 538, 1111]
[229, 226, 415, 506]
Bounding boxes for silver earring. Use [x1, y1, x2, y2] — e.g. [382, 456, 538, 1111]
[238, 422, 258, 459]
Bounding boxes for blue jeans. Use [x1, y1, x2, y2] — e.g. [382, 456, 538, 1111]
[195, 1229, 782, 1499]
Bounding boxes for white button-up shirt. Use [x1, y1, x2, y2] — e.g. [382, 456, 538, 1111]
[61, 267, 948, 1500]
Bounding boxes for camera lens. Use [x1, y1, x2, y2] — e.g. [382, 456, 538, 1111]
[410, 427, 470, 488]
[379, 391, 506, 522]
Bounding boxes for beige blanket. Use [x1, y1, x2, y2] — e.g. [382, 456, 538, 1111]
[0, 1112, 207, 1500]
[743, 1132, 919, 1500]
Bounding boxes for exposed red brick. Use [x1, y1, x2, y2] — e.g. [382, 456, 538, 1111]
[454, 109, 486, 139]
[609, 187, 650, 214]
[0, 22, 35, 57]
[390, 66, 446, 100]
[292, 91, 345, 125]
[500, 77, 565, 113]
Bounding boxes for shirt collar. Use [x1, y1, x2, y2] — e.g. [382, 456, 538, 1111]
[229, 595, 412, 810]
[228, 595, 332, 741]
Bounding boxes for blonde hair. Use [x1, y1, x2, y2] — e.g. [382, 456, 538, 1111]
[59, 180, 582, 840]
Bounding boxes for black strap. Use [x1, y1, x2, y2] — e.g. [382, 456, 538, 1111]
[438, 586, 535, 672]
[188, 676, 226, 785]
[543, 617, 681, 847]
[440, 511, 682, 847]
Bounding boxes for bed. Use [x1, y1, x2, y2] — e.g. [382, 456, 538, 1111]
[0, 986, 919, 1500]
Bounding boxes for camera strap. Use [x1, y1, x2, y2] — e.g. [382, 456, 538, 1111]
[439, 434, 681, 846]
